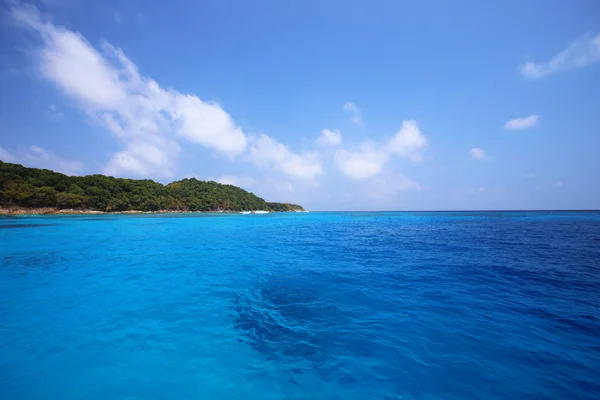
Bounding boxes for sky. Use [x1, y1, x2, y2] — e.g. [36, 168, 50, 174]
[0, 0, 599, 211]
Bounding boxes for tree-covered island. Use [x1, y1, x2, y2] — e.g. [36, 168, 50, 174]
[0, 161, 304, 213]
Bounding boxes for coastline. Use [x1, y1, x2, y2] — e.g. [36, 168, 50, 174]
[1, 162, 304, 216]
[0, 207, 239, 216]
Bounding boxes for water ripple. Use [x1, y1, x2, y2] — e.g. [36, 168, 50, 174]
[1, 212, 599, 399]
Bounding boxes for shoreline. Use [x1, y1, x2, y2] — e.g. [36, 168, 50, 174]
[0, 207, 246, 216]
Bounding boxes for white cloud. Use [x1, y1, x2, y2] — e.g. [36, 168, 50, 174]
[104, 139, 179, 178]
[335, 120, 428, 180]
[525, 172, 536, 179]
[504, 114, 539, 130]
[388, 120, 428, 162]
[343, 102, 362, 125]
[1, 145, 83, 175]
[470, 147, 489, 161]
[555, 180, 564, 188]
[335, 147, 387, 180]
[249, 134, 322, 180]
[169, 94, 247, 157]
[316, 129, 342, 147]
[521, 33, 600, 79]
[10, 3, 247, 178]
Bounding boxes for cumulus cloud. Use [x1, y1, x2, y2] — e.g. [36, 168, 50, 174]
[388, 120, 428, 162]
[343, 102, 362, 125]
[249, 134, 322, 180]
[335, 147, 387, 180]
[10, 2, 247, 178]
[470, 147, 489, 161]
[316, 129, 342, 147]
[504, 114, 539, 130]
[521, 33, 600, 79]
[169, 93, 247, 156]
[0, 145, 83, 175]
[335, 120, 428, 180]
[104, 140, 180, 178]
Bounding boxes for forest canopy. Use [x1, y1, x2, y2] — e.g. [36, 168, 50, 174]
[0, 161, 304, 212]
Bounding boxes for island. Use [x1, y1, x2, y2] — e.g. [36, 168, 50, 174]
[0, 161, 304, 215]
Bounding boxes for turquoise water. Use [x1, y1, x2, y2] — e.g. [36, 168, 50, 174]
[1, 211, 599, 399]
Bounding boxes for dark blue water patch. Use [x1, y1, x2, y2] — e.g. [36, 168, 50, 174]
[0, 223, 60, 229]
[2, 252, 68, 268]
[233, 273, 342, 363]
[232, 272, 396, 387]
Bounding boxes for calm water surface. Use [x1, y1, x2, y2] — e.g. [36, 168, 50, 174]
[1, 211, 599, 399]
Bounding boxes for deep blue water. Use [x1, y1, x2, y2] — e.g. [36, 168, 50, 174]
[1, 211, 600, 399]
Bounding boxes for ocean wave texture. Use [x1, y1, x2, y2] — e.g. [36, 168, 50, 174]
[1, 211, 599, 399]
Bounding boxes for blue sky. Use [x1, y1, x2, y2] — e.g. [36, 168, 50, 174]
[1, 0, 599, 210]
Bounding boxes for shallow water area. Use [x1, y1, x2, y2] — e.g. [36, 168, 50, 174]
[1, 211, 600, 399]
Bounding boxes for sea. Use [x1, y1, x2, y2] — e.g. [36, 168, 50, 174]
[1, 211, 599, 399]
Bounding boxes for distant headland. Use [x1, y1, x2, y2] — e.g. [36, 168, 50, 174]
[0, 161, 303, 215]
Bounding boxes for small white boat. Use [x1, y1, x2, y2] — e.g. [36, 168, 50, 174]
[240, 211, 252, 215]
[253, 210, 269, 214]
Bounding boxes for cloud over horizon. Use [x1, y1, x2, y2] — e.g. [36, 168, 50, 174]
[6, 2, 592, 211]
[4, 2, 429, 209]
[248, 134, 322, 180]
[335, 120, 427, 180]
[8, 2, 273, 179]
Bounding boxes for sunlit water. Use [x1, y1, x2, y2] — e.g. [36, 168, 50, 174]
[1, 211, 599, 399]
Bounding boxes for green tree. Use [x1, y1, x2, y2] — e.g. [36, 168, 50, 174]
[0, 160, 303, 212]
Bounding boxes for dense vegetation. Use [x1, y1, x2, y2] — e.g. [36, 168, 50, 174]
[0, 161, 304, 212]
